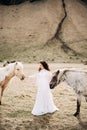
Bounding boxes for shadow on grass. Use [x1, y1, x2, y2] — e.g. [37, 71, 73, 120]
[22, 114, 53, 130]
[76, 116, 87, 129]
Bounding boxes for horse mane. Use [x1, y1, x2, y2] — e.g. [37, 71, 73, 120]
[56, 68, 87, 86]
[3, 61, 16, 67]
[60, 69, 87, 90]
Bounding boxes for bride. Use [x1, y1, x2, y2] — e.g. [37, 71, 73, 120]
[28, 61, 58, 116]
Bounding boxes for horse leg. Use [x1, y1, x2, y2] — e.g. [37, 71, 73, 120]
[0, 87, 2, 105]
[74, 93, 82, 117]
[85, 96, 87, 102]
[0, 87, 5, 105]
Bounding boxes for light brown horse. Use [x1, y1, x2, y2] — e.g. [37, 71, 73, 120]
[0, 61, 25, 105]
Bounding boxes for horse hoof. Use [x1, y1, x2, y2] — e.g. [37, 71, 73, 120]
[73, 112, 79, 117]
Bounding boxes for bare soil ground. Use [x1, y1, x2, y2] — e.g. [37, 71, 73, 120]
[0, 63, 87, 130]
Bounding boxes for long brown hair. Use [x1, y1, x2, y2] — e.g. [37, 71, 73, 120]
[39, 61, 50, 71]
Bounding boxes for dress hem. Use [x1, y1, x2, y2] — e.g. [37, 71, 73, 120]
[32, 108, 59, 116]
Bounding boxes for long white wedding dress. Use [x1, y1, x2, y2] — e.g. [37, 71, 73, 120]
[29, 69, 58, 116]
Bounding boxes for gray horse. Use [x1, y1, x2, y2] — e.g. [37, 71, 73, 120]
[50, 68, 87, 117]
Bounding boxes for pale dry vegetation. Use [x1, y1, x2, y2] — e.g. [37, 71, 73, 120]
[0, 63, 87, 130]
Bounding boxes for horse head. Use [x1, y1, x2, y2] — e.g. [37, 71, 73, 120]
[3, 61, 25, 80]
[14, 62, 25, 80]
[50, 70, 60, 89]
[3, 60, 16, 67]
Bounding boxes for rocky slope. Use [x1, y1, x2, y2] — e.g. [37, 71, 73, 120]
[0, 0, 87, 63]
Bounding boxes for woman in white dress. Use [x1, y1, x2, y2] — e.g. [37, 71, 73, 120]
[28, 61, 58, 116]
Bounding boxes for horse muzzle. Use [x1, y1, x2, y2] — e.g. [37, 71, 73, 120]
[50, 82, 58, 89]
[20, 77, 24, 80]
[20, 75, 25, 80]
[50, 83, 55, 89]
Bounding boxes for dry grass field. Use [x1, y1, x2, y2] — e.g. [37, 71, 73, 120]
[0, 63, 87, 130]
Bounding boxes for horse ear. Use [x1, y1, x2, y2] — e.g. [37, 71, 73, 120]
[7, 61, 10, 64]
[15, 62, 18, 65]
[3, 61, 10, 67]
